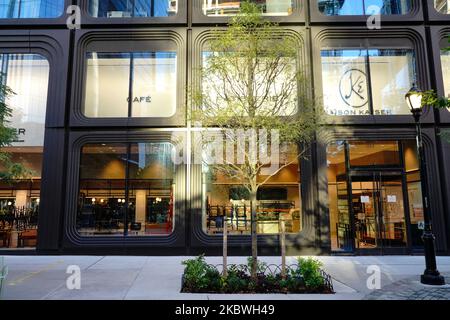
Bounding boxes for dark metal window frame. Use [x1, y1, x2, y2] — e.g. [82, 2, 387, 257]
[190, 141, 317, 251]
[312, 26, 433, 125]
[0, 30, 70, 251]
[64, 130, 186, 248]
[70, 29, 186, 128]
[191, 26, 308, 121]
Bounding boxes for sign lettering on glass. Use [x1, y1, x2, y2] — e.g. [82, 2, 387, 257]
[127, 96, 152, 103]
[339, 69, 369, 108]
[12, 128, 26, 143]
[387, 195, 397, 203]
[418, 221, 425, 230]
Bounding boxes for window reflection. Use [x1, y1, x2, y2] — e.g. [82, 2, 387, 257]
[441, 50, 450, 99]
[84, 52, 177, 118]
[0, 0, 64, 18]
[202, 143, 302, 235]
[435, 0, 450, 14]
[202, 0, 293, 17]
[77, 143, 176, 236]
[88, 0, 178, 18]
[0, 54, 49, 249]
[321, 49, 415, 116]
[318, 0, 411, 16]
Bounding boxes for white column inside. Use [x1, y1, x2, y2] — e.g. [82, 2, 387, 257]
[135, 190, 147, 231]
[15, 190, 29, 208]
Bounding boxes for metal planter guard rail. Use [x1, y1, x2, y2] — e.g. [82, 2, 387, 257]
[209, 263, 335, 293]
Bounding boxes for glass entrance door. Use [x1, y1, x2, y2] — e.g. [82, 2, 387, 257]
[350, 172, 408, 251]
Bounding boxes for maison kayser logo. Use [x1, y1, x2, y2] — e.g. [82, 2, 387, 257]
[339, 68, 369, 108]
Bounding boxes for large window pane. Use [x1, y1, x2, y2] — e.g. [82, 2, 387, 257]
[84, 52, 177, 118]
[321, 49, 415, 116]
[202, 143, 301, 235]
[77, 142, 176, 237]
[435, 0, 450, 14]
[368, 49, 415, 115]
[318, 0, 411, 16]
[88, 0, 178, 18]
[0, 53, 49, 248]
[0, 0, 64, 18]
[202, 0, 293, 17]
[128, 143, 175, 235]
[77, 144, 127, 236]
[441, 50, 450, 99]
[402, 140, 423, 248]
[202, 51, 299, 116]
[327, 141, 351, 251]
[318, 0, 364, 15]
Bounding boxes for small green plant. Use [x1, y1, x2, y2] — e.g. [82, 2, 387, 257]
[247, 257, 268, 274]
[182, 255, 217, 293]
[297, 257, 325, 289]
[224, 265, 250, 293]
[181, 255, 332, 294]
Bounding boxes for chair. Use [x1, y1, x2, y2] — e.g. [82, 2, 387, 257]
[18, 229, 38, 248]
[207, 205, 223, 231]
[235, 205, 249, 232]
[0, 228, 11, 248]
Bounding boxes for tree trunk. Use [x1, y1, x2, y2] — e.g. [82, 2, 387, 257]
[280, 219, 286, 279]
[250, 191, 258, 279]
[223, 216, 228, 277]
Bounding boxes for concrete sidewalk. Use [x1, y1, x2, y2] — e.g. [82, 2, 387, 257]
[1, 255, 450, 300]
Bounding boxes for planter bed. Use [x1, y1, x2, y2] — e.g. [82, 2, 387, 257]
[181, 257, 335, 294]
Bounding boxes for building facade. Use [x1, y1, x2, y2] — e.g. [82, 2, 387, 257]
[0, 0, 449, 256]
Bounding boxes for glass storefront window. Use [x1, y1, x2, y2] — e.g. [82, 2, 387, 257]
[327, 140, 423, 252]
[441, 50, 450, 99]
[0, 53, 49, 248]
[0, 0, 64, 18]
[402, 140, 423, 248]
[77, 142, 176, 237]
[349, 141, 400, 167]
[318, 0, 411, 16]
[327, 141, 351, 251]
[201, 51, 299, 116]
[84, 52, 177, 118]
[435, 0, 450, 14]
[202, 143, 301, 235]
[88, 0, 178, 18]
[202, 0, 293, 17]
[321, 49, 415, 116]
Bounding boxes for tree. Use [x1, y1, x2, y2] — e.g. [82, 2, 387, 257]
[0, 74, 31, 182]
[191, 2, 321, 279]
